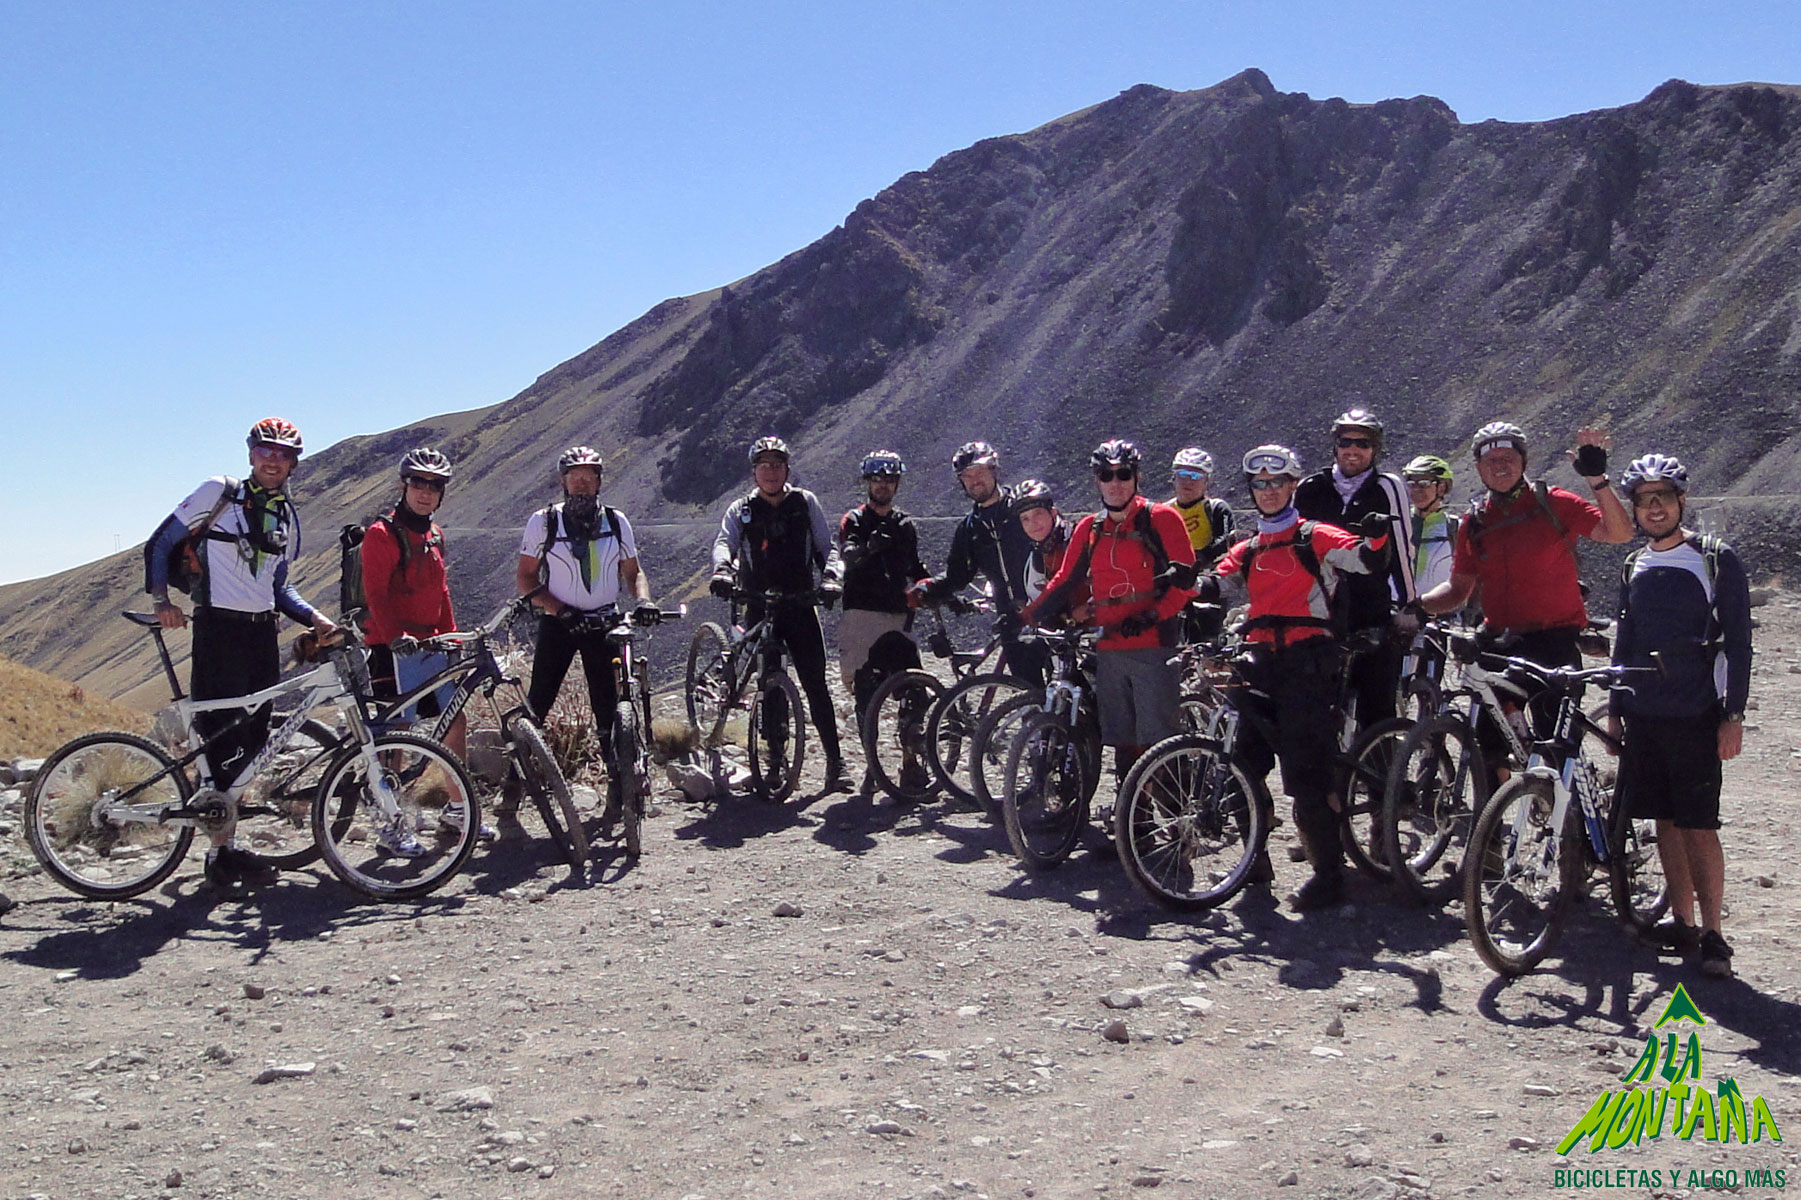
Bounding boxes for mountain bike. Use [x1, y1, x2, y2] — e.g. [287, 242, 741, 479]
[1463, 656, 1663, 976]
[685, 588, 816, 803]
[25, 612, 478, 902]
[1112, 631, 1408, 911]
[384, 594, 587, 868]
[576, 604, 682, 857]
[997, 627, 1105, 870]
[1380, 624, 1539, 905]
[858, 593, 998, 805]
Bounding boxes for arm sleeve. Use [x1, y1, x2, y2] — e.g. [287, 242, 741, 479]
[924, 520, 977, 600]
[147, 513, 188, 595]
[1202, 500, 1235, 560]
[1023, 517, 1092, 624]
[711, 501, 744, 574]
[272, 559, 317, 626]
[1610, 567, 1636, 718]
[902, 517, 929, 584]
[1150, 506, 1197, 622]
[614, 512, 640, 561]
[1550, 487, 1602, 540]
[360, 521, 403, 644]
[1716, 547, 1754, 715]
[1317, 524, 1384, 576]
[804, 492, 841, 583]
[1378, 473, 1417, 603]
[836, 510, 867, 571]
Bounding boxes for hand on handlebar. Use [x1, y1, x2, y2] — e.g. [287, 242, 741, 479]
[709, 573, 735, 601]
[389, 634, 421, 658]
[633, 601, 662, 626]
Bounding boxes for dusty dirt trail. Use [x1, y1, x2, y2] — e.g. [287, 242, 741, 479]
[3, 598, 1800, 1199]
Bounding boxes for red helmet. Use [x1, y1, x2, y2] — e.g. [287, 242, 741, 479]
[247, 417, 304, 455]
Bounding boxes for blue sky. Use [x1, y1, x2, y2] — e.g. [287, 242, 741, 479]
[2, 1, 1795, 584]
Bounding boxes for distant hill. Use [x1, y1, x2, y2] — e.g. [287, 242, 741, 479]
[4, 69, 1799, 702]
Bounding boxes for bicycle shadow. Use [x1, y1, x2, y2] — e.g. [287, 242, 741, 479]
[1472, 905, 1801, 1076]
[667, 792, 809, 850]
[1, 870, 456, 979]
[920, 806, 1012, 865]
[460, 834, 592, 895]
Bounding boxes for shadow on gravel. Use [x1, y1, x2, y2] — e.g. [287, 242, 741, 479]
[668, 794, 809, 849]
[2, 872, 460, 979]
[920, 806, 1011, 865]
[1472, 902, 1801, 1075]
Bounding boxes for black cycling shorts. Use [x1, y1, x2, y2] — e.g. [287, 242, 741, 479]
[1620, 711, 1723, 831]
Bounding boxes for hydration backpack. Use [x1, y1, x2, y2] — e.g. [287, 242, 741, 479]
[143, 477, 241, 597]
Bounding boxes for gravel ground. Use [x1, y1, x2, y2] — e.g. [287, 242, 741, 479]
[2, 598, 1800, 1200]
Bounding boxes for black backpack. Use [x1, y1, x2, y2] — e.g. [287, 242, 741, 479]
[143, 477, 241, 597]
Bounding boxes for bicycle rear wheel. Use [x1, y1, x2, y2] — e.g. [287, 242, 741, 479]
[312, 732, 479, 901]
[1383, 716, 1486, 905]
[861, 669, 944, 803]
[1607, 775, 1669, 932]
[1464, 776, 1580, 976]
[613, 700, 648, 857]
[235, 718, 337, 870]
[685, 621, 734, 746]
[1114, 734, 1271, 911]
[747, 672, 806, 803]
[1337, 716, 1411, 881]
[1000, 711, 1090, 871]
[24, 731, 195, 900]
[928, 672, 1031, 808]
[509, 714, 587, 868]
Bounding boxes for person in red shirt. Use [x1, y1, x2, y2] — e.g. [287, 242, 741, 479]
[1418, 422, 1633, 752]
[1024, 440, 1195, 777]
[363, 448, 464, 771]
[1201, 444, 1394, 910]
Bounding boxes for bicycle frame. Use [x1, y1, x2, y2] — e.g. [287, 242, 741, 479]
[1495, 659, 1636, 871]
[375, 597, 537, 741]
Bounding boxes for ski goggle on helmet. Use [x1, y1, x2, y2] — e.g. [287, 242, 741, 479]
[1242, 444, 1304, 479]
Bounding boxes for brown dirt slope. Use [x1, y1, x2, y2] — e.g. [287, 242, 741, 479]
[0, 654, 148, 759]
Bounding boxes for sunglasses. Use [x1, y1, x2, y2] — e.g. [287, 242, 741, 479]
[1094, 468, 1136, 483]
[1249, 477, 1291, 492]
[1631, 488, 1680, 508]
[1173, 469, 1208, 481]
[1404, 478, 1439, 489]
[250, 444, 297, 464]
[404, 475, 447, 493]
[1336, 436, 1374, 450]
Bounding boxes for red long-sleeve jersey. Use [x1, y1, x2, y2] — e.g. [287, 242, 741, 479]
[1026, 496, 1195, 650]
[1213, 519, 1386, 647]
[361, 516, 456, 646]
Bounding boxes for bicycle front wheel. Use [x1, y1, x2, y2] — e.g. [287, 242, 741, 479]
[1337, 717, 1412, 881]
[861, 669, 944, 803]
[613, 700, 648, 857]
[928, 672, 1031, 808]
[1383, 716, 1486, 905]
[969, 693, 1041, 818]
[1464, 776, 1581, 976]
[509, 714, 587, 868]
[1607, 775, 1669, 932]
[1114, 734, 1272, 911]
[685, 622, 734, 746]
[312, 732, 479, 901]
[235, 718, 338, 870]
[747, 672, 806, 803]
[1000, 711, 1090, 871]
[25, 731, 195, 900]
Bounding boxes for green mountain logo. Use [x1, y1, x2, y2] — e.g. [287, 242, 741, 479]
[1556, 985, 1783, 1154]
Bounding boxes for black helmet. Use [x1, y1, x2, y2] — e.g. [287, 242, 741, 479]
[558, 445, 605, 475]
[1008, 479, 1055, 516]
[952, 441, 999, 472]
[1332, 407, 1384, 446]
[859, 450, 906, 478]
[749, 436, 790, 464]
[1090, 439, 1141, 473]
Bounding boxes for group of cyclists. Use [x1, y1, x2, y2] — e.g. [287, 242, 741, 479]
[142, 407, 1754, 980]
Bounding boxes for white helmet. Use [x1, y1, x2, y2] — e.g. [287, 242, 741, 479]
[1242, 444, 1304, 479]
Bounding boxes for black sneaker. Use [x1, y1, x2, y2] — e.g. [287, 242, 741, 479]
[1640, 916, 1703, 954]
[204, 846, 279, 890]
[1289, 870, 1346, 912]
[1699, 930, 1734, 979]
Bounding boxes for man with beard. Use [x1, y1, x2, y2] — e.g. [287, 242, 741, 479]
[836, 450, 929, 718]
[1292, 408, 1416, 725]
[517, 445, 659, 821]
[710, 436, 849, 792]
[911, 441, 1044, 684]
[1610, 454, 1753, 979]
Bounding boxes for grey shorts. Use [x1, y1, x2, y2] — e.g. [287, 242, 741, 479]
[1095, 647, 1182, 747]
